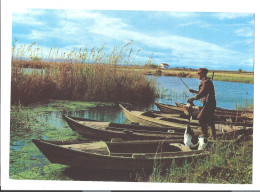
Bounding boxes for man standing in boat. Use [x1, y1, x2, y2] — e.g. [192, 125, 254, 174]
[187, 68, 216, 140]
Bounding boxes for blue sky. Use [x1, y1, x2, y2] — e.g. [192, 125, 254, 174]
[12, 9, 254, 71]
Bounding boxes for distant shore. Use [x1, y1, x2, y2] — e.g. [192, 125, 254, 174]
[132, 68, 254, 84]
[13, 60, 254, 84]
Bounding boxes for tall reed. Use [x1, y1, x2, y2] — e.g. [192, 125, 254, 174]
[11, 42, 158, 105]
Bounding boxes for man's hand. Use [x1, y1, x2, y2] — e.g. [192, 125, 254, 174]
[187, 97, 195, 103]
[189, 89, 197, 93]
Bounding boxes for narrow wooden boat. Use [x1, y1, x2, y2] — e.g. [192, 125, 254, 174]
[175, 102, 253, 117]
[131, 110, 249, 127]
[138, 110, 200, 126]
[63, 115, 185, 141]
[32, 139, 209, 170]
[156, 102, 253, 125]
[119, 104, 199, 130]
[154, 103, 184, 114]
[159, 102, 245, 116]
[119, 104, 252, 134]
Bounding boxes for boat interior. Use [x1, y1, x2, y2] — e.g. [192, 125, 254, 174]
[56, 140, 187, 157]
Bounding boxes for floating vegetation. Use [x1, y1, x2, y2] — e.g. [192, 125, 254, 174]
[10, 101, 112, 180]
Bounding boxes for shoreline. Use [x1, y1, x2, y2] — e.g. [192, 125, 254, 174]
[138, 68, 254, 84]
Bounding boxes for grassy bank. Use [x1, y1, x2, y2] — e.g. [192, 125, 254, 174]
[145, 106, 254, 184]
[135, 68, 254, 84]
[11, 42, 158, 106]
[144, 136, 253, 183]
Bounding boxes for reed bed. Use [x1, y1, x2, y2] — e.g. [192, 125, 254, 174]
[11, 42, 158, 105]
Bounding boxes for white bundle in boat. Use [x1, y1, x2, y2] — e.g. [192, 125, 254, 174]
[184, 124, 196, 148]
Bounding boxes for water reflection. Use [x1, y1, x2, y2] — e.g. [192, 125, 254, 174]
[37, 105, 130, 128]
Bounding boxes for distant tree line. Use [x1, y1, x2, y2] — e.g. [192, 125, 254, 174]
[144, 63, 159, 69]
[143, 64, 248, 73]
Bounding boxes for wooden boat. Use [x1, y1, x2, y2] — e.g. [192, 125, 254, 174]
[155, 102, 253, 125]
[159, 102, 249, 116]
[154, 103, 184, 114]
[175, 102, 253, 117]
[119, 104, 199, 130]
[32, 139, 209, 170]
[119, 104, 252, 134]
[63, 115, 185, 141]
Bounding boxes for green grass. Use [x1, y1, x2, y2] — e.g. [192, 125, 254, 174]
[144, 136, 253, 184]
[213, 75, 253, 84]
[133, 68, 254, 84]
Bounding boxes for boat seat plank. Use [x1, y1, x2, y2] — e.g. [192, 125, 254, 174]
[216, 124, 235, 132]
[80, 121, 110, 130]
[170, 143, 192, 152]
[61, 141, 110, 155]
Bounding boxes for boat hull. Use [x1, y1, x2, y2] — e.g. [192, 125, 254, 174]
[63, 115, 185, 141]
[119, 104, 253, 137]
[32, 139, 208, 170]
[119, 104, 199, 130]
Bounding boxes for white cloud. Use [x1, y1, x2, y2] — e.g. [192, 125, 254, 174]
[55, 9, 99, 20]
[12, 14, 44, 26]
[12, 9, 45, 25]
[167, 12, 197, 18]
[55, 10, 129, 29]
[45, 11, 250, 67]
[12, 9, 254, 70]
[235, 28, 254, 37]
[213, 12, 253, 20]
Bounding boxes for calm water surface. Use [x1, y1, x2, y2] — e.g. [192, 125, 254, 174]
[153, 76, 253, 109]
[40, 76, 253, 128]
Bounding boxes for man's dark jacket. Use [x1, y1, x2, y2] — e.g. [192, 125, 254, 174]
[195, 78, 216, 108]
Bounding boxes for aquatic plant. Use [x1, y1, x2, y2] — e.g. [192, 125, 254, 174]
[9, 101, 93, 180]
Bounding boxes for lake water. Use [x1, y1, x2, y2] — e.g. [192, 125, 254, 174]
[39, 76, 254, 129]
[153, 76, 253, 110]
[21, 68, 253, 109]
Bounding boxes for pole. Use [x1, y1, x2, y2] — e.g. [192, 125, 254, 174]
[178, 77, 195, 95]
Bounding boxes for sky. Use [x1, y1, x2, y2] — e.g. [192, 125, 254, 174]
[12, 9, 254, 71]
